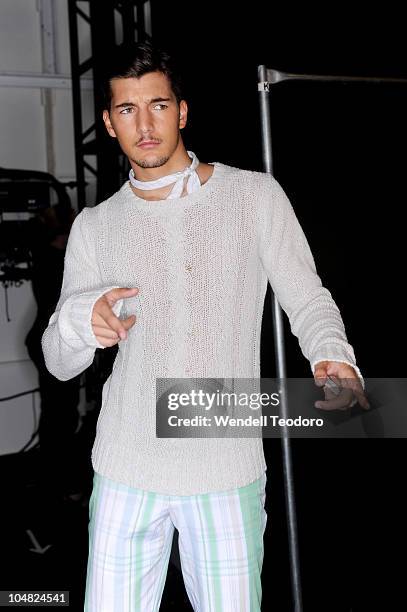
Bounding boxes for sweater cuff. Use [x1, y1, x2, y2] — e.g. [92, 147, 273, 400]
[58, 285, 124, 350]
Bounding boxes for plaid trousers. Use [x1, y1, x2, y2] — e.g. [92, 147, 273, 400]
[84, 470, 267, 611]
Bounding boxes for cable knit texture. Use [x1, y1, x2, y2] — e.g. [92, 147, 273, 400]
[41, 162, 363, 494]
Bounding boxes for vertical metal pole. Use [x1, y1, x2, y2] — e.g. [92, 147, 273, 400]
[88, 0, 121, 203]
[258, 64, 303, 612]
[38, 0, 58, 177]
[67, 0, 86, 210]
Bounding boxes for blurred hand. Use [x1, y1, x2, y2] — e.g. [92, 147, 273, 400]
[313, 360, 370, 411]
[91, 287, 139, 348]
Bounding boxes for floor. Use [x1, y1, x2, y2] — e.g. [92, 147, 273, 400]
[0, 447, 195, 611]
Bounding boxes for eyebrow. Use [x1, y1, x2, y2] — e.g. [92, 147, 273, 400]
[114, 97, 172, 108]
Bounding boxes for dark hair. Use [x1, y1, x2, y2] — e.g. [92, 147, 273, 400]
[101, 40, 184, 111]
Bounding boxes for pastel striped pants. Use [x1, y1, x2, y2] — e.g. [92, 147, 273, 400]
[84, 470, 268, 611]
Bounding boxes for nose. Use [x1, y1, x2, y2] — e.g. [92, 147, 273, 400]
[137, 107, 154, 134]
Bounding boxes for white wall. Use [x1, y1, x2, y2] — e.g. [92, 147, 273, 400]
[0, 0, 95, 454]
[0, 0, 43, 72]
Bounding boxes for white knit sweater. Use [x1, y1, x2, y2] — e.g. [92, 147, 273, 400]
[41, 162, 363, 494]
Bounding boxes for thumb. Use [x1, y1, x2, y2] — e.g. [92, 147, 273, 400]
[106, 287, 139, 304]
[314, 363, 328, 386]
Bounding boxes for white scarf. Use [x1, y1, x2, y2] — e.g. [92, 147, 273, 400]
[129, 150, 201, 199]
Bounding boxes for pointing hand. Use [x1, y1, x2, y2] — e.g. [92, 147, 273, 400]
[91, 287, 139, 348]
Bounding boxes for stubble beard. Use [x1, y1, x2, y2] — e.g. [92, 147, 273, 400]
[131, 132, 180, 169]
[132, 154, 171, 169]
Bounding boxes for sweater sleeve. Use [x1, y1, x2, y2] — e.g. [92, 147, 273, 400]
[257, 175, 364, 389]
[41, 207, 123, 381]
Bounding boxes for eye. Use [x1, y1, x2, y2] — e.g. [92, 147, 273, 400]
[120, 107, 133, 114]
[153, 104, 168, 110]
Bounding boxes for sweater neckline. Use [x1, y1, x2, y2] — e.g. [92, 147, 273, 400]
[121, 162, 224, 212]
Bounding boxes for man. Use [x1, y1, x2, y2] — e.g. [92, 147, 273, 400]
[41, 41, 369, 611]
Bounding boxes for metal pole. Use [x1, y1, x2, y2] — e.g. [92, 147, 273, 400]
[67, 0, 87, 210]
[258, 63, 304, 612]
[38, 0, 58, 177]
[265, 67, 407, 86]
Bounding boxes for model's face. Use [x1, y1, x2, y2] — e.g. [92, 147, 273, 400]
[103, 71, 188, 170]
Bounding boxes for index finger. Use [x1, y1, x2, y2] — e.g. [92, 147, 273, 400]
[97, 305, 127, 339]
[333, 376, 371, 410]
[315, 387, 354, 411]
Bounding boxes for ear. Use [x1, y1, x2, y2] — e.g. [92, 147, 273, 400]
[179, 100, 188, 130]
[103, 109, 117, 138]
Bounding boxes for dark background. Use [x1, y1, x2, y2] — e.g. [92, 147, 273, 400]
[2, 3, 404, 610]
[150, 2, 406, 609]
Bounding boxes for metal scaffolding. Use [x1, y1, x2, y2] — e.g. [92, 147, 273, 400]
[67, 0, 152, 209]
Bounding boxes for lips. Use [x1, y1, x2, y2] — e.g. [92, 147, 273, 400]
[138, 141, 160, 148]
